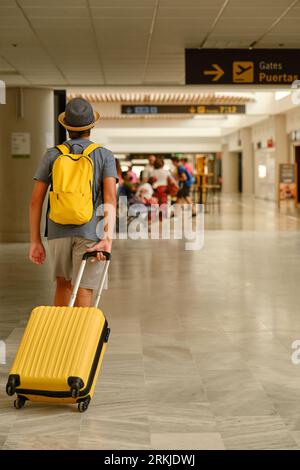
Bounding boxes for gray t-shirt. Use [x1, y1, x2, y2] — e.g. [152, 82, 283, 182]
[34, 138, 118, 241]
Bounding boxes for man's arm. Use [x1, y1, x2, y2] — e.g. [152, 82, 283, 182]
[87, 176, 117, 262]
[29, 180, 49, 265]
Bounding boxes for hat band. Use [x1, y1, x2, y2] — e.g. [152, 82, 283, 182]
[58, 110, 100, 131]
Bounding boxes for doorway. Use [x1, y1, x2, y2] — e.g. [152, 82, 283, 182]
[54, 90, 66, 145]
[295, 146, 300, 203]
[237, 152, 243, 193]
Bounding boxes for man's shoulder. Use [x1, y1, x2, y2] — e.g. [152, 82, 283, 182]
[44, 146, 60, 159]
[94, 145, 114, 159]
[98, 145, 113, 154]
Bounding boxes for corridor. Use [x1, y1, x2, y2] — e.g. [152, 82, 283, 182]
[1, 196, 300, 450]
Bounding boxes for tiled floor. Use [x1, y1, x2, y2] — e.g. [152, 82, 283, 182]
[1, 195, 300, 449]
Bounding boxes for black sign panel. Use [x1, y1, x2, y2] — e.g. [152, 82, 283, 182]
[121, 104, 245, 114]
[185, 49, 300, 85]
[280, 164, 296, 184]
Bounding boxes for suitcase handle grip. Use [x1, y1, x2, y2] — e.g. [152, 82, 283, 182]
[82, 251, 111, 261]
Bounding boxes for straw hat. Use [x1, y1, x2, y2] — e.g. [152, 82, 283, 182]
[58, 97, 100, 131]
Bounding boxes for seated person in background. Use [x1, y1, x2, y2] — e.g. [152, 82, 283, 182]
[120, 171, 138, 202]
[126, 164, 138, 184]
[129, 183, 158, 224]
[115, 158, 123, 198]
[134, 183, 158, 205]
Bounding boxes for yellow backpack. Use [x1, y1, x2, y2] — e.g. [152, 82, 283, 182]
[49, 143, 100, 225]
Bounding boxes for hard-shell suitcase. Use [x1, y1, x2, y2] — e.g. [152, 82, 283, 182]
[6, 251, 111, 413]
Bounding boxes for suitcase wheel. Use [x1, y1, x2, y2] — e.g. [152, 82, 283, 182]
[6, 384, 15, 396]
[6, 375, 20, 396]
[68, 377, 84, 399]
[78, 397, 90, 413]
[71, 387, 80, 399]
[14, 396, 26, 409]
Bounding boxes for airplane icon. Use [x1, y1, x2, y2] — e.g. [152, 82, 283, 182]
[236, 64, 253, 75]
[233, 61, 254, 83]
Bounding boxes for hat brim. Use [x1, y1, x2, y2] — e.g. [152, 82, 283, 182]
[58, 110, 100, 131]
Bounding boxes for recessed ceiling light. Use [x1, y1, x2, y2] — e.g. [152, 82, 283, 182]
[275, 91, 290, 101]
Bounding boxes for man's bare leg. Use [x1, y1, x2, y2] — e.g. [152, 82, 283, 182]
[54, 277, 72, 306]
[75, 287, 93, 307]
[54, 277, 93, 307]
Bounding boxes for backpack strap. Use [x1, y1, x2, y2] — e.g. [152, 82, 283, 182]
[56, 144, 70, 155]
[83, 143, 101, 156]
[45, 144, 69, 237]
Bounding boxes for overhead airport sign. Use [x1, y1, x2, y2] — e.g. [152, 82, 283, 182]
[121, 104, 245, 114]
[185, 49, 300, 85]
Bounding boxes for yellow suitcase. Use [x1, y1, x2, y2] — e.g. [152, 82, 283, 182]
[6, 251, 111, 413]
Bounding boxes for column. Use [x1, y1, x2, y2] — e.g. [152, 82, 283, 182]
[241, 127, 254, 195]
[274, 113, 289, 198]
[0, 88, 54, 242]
[221, 144, 239, 193]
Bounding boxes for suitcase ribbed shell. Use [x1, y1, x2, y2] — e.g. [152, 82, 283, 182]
[10, 306, 106, 393]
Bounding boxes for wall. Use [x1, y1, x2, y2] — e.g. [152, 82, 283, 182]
[0, 88, 54, 242]
[222, 129, 254, 195]
[254, 148, 276, 201]
[91, 133, 222, 154]
[286, 106, 300, 135]
[224, 113, 289, 200]
[227, 130, 242, 152]
[89, 102, 222, 153]
[252, 117, 275, 147]
[241, 127, 254, 195]
[251, 115, 288, 201]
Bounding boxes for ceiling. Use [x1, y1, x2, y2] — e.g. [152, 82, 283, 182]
[0, 0, 300, 87]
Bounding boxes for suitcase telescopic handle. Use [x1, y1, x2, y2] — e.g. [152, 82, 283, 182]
[69, 251, 111, 308]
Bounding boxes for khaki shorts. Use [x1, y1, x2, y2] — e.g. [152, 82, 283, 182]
[48, 237, 108, 290]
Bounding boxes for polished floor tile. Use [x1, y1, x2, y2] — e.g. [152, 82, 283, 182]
[148, 402, 216, 433]
[143, 345, 198, 378]
[145, 376, 207, 404]
[79, 418, 150, 450]
[150, 432, 225, 450]
[208, 389, 277, 417]
[194, 352, 247, 371]
[217, 416, 298, 450]
[200, 369, 264, 392]
[3, 432, 80, 450]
